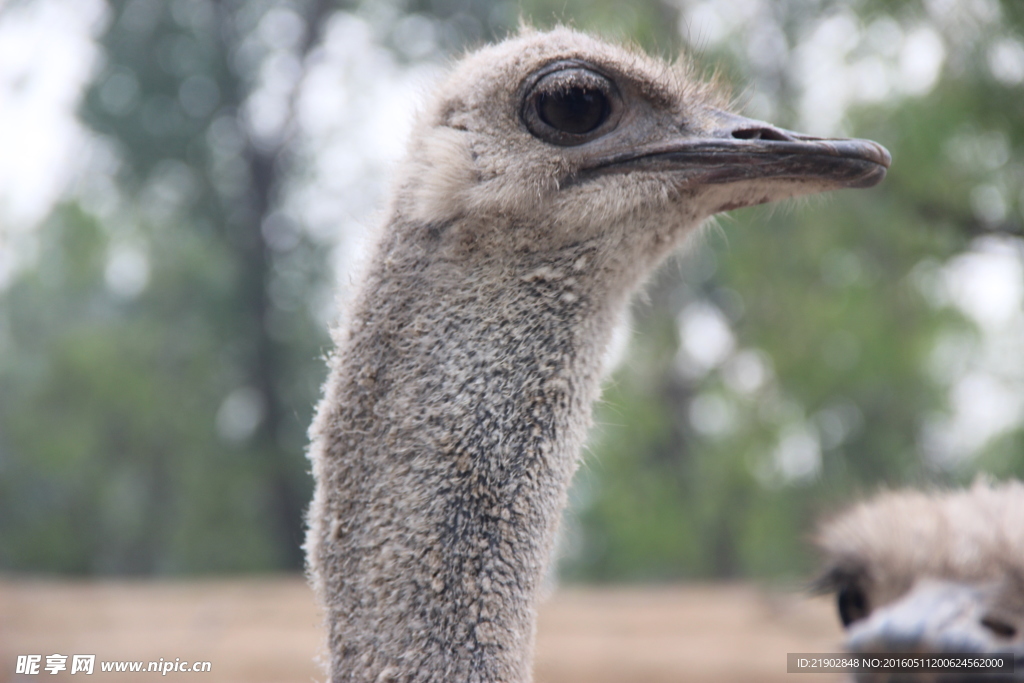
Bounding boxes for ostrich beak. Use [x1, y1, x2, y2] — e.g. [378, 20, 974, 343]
[842, 580, 1024, 681]
[581, 109, 891, 204]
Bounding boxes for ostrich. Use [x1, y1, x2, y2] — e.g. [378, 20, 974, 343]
[815, 479, 1024, 681]
[306, 27, 890, 683]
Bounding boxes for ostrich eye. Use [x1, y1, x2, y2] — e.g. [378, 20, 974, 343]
[837, 584, 870, 627]
[980, 615, 1018, 639]
[523, 66, 620, 146]
[537, 86, 609, 135]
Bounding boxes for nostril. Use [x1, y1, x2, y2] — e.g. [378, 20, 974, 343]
[732, 127, 791, 141]
[981, 615, 1018, 639]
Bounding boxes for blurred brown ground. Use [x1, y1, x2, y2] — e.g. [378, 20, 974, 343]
[0, 577, 843, 682]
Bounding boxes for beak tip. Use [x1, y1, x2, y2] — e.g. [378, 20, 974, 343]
[835, 138, 891, 189]
[872, 141, 893, 169]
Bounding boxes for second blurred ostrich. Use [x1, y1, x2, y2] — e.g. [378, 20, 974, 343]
[817, 480, 1024, 681]
[307, 27, 890, 683]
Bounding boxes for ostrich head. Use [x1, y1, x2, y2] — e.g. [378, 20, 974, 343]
[392, 27, 889, 293]
[815, 480, 1024, 682]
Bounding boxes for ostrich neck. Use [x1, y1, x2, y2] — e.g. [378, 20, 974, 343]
[308, 230, 624, 683]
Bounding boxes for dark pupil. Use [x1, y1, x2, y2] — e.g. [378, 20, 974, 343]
[837, 585, 869, 627]
[537, 86, 609, 135]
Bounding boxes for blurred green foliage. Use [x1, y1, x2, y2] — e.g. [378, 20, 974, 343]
[1, 0, 1022, 579]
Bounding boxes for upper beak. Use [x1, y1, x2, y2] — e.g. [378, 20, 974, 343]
[580, 110, 891, 195]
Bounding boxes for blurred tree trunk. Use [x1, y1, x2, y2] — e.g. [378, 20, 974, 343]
[213, 0, 335, 571]
[68, 0, 343, 572]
